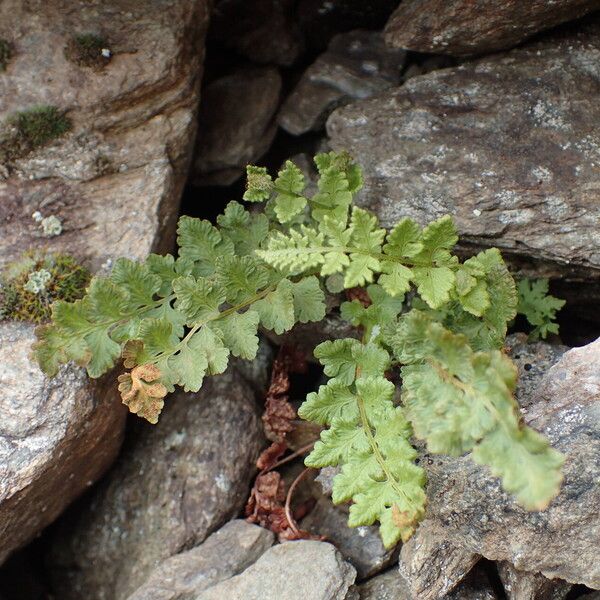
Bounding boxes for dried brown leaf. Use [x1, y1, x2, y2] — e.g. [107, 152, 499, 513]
[118, 363, 167, 424]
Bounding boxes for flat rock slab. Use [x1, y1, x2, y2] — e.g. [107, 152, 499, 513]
[383, 0, 600, 57]
[424, 338, 600, 589]
[0, 321, 125, 564]
[126, 520, 274, 600]
[328, 21, 600, 283]
[195, 540, 357, 600]
[47, 369, 264, 600]
[0, 0, 209, 271]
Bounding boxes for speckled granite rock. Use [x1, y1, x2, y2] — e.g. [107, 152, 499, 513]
[0, 321, 125, 564]
[498, 562, 572, 600]
[384, 0, 600, 57]
[195, 541, 358, 600]
[47, 368, 264, 600]
[328, 21, 600, 289]
[192, 67, 281, 186]
[126, 520, 274, 600]
[423, 338, 600, 588]
[279, 30, 405, 135]
[0, 0, 209, 272]
[398, 520, 480, 600]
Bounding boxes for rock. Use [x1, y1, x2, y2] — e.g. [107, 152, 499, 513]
[126, 520, 274, 600]
[498, 562, 572, 600]
[279, 30, 405, 136]
[47, 368, 264, 600]
[384, 0, 600, 57]
[358, 564, 498, 600]
[398, 520, 480, 600]
[210, 0, 303, 67]
[0, 0, 209, 272]
[356, 569, 408, 600]
[195, 540, 357, 600]
[327, 22, 600, 295]
[301, 497, 396, 580]
[0, 321, 125, 564]
[193, 67, 281, 186]
[422, 338, 600, 589]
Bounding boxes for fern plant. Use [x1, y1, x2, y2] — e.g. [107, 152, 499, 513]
[517, 278, 565, 340]
[33, 152, 564, 547]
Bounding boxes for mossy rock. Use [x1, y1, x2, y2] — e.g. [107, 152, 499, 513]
[0, 105, 71, 165]
[0, 251, 91, 323]
[65, 33, 111, 69]
[0, 38, 12, 71]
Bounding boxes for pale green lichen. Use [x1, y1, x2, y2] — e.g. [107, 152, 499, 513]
[23, 269, 52, 294]
[41, 215, 63, 237]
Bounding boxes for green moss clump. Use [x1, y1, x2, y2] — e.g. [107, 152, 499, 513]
[0, 105, 71, 165]
[65, 33, 111, 69]
[0, 250, 91, 323]
[0, 38, 12, 71]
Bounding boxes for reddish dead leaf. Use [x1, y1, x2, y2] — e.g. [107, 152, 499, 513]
[262, 345, 307, 442]
[245, 346, 321, 541]
[345, 286, 372, 307]
[256, 440, 288, 471]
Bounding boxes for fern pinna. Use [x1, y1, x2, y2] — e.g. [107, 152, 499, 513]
[33, 152, 564, 547]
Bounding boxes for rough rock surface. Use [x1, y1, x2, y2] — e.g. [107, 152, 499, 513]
[358, 565, 498, 600]
[210, 0, 303, 66]
[47, 369, 264, 600]
[0, 0, 209, 272]
[301, 497, 396, 580]
[126, 520, 274, 600]
[0, 321, 125, 564]
[328, 22, 600, 286]
[384, 0, 600, 57]
[193, 67, 281, 185]
[498, 562, 572, 600]
[195, 540, 357, 600]
[423, 338, 600, 588]
[279, 30, 405, 135]
[398, 520, 480, 600]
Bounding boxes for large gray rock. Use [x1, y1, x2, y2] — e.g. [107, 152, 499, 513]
[328, 22, 600, 289]
[301, 497, 396, 580]
[126, 520, 274, 600]
[423, 338, 600, 589]
[47, 369, 264, 600]
[498, 562, 572, 600]
[195, 540, 357, 600]
[384, 0, 600, 57]
[0, 321, 125, 564]
[193, 67, 281, 185]
[279, 30, 405, 136]
[398, 520, 480, 600]
[0, 0, 209, 272]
